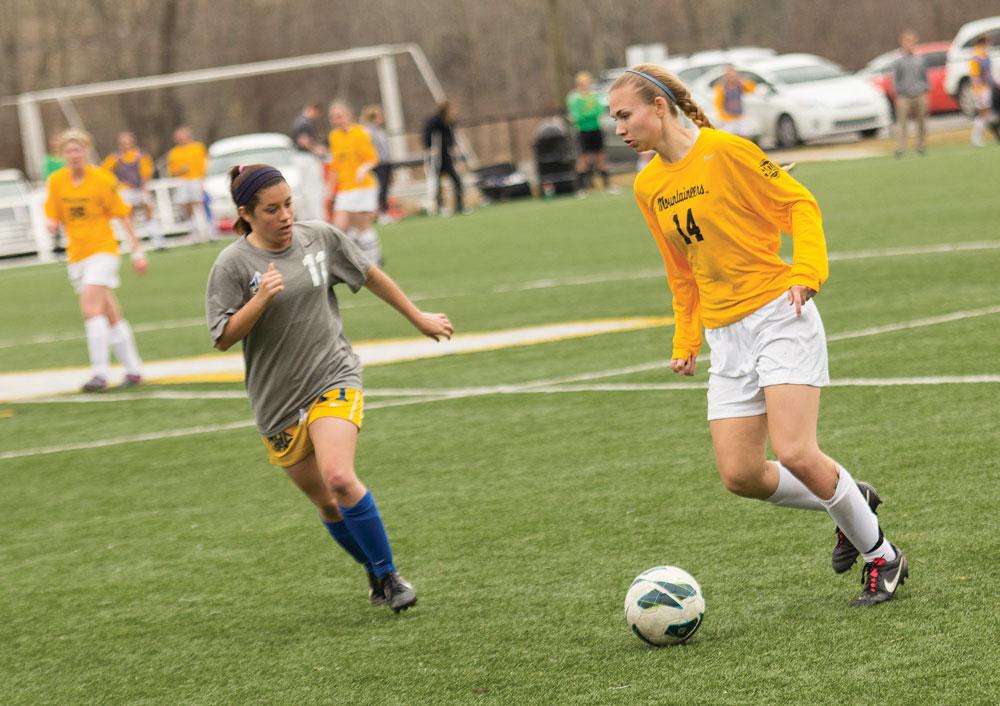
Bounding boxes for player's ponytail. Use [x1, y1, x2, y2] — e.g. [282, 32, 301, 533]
[610, 64, 713, 129]
[228, 164, 286, 235]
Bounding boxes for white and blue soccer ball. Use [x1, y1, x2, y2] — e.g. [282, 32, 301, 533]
[625, 565, 705, 646]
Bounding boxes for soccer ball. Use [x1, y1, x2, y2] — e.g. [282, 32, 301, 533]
[625, 565, 705, 646]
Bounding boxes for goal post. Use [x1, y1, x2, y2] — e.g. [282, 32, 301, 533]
[15, 43, 477, 181]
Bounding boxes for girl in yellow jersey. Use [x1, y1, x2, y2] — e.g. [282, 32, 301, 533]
[45, 130, 148, 392]
[609, 65, 907, 607]
[328, 102, 382, 265]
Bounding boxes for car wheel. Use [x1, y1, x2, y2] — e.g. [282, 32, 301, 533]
[775, 114, 799, 148]
[859, 128, 879, 139]
[958, 78, 977, 117]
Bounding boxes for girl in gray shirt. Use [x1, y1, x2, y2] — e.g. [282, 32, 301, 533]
[206, 163, 453, 612]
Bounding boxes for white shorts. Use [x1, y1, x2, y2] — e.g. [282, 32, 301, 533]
[120, 187, 148, 208]
[973, 88, 993, 111]
[334, 187, 377, 213]
[705, 292, 829, 421]
[68, 253, 120, 293]
[174, 179, 204, 204]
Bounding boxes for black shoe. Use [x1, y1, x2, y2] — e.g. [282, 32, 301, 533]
[367, 570, 387, 607]
[379, 571, 417, 613]
[832, 481, 882, 573]
[852, 545, 908, 607]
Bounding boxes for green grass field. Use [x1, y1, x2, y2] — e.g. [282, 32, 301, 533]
[2, 144, 999, 705]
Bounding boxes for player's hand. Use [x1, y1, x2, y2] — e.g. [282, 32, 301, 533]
[415, 312, 453, 341]
[131, 252, 148, 276]
[355, 165, 370, 182]
[256, 263, 284, 304]
[787, 285, 816, 317]
[670, 355, 697, 376]
[46, 219, 60, 235]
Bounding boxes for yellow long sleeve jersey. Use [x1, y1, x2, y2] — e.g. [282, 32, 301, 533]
[633, 128, 828, 359]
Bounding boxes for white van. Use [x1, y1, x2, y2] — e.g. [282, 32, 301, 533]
[944, 16, 1000, 116]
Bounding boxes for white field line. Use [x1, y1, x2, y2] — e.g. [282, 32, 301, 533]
[4, 239, 999, 350]
[0, 317, 673, 401]
[3, 373, 999, 461]
[2, 305, 999, 461]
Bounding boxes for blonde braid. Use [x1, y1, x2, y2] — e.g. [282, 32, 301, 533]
[674, 92, 713, 129]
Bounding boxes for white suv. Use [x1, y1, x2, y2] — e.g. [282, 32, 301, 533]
[944, 16, 1000, 116]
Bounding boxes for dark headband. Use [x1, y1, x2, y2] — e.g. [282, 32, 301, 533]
[624, 69, 678, 105]
[234, 166, 284, 207]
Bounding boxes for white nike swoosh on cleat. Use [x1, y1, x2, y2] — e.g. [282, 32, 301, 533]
[883, 567, 901, 593]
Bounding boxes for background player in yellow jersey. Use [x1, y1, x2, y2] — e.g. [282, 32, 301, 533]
[713, 65, 756, 139]
[609, 65, 908, 607]
[102, 131, 166, 250]
[167, 125, 213, 242]
[328, 102, 382, 265]
[45, 129, 148, 392]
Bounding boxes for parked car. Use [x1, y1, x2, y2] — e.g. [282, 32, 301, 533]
[689, 54, 893, 148]
[0, 169, 36, 257]
[203, 133, 323, 230]
[675, 47, 776, 84]
[944, 16, 1000, 116]
[859, 42, 960, 117]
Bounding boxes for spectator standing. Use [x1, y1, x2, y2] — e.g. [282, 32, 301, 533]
[714, 65, 756, 139]
[893, 31, 930, 157]
[423, 101, 468, 215]
[566, 71, 612, 194]
[166, 126, 213, 241]
[361, 104, 394, 224]
[102, 131, 167, 249]
[969, 35, 1000, 146]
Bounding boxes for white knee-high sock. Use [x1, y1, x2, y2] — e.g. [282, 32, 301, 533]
[972, 117, 985, 145]
[108, 319, 143, 375]
[357, 227, 382, 265]
[822, 465, 895, 562]
[765, 462, 825, 510]
[84, 315, 111, 379]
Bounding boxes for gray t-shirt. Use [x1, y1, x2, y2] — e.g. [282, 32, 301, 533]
[893, 53, 929, 98]
[205, 220, 371, 436]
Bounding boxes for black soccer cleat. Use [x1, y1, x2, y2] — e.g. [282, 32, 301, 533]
[379, 571, 417, 613]
[832, 481, 882, 574]
[367, 570, 387, 607]
[852, 545, 908, 607]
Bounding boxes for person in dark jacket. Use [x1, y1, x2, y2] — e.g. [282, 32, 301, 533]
[422, 101, 469, 215]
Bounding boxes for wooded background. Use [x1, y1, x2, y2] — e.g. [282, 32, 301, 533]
[1, 0, 996, 171]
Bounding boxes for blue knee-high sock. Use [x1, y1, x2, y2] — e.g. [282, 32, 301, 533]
[339, 491, 396, 578]
[322, 518, 370, 571]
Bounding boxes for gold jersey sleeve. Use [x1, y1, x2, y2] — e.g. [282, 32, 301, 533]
[633, 128, 827, 359]
[328, 125, 377, 191]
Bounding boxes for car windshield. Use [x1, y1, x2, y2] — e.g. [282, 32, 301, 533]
[677, 63, 726, 83]
[771, 63, 847, 84]
[207, 147, 293, 176]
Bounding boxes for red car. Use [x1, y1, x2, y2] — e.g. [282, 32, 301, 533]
[859, 41, 960, 115]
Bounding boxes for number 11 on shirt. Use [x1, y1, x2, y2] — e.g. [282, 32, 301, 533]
[302, 251, 328, 287]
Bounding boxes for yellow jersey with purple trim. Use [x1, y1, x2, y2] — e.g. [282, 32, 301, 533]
[167, 142, 207, 180]
[328, 125, 377, 191]
[45, 165, 131, 263]
[633, 128, 827, 359]
[101, 148, 154, 188]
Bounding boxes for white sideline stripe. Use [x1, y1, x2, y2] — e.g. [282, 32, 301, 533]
[0, 317, 672, 401]
[3, 374, 999, 461]
[4, 239, 999, 350]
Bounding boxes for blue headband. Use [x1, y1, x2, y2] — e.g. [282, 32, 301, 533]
[234, 166, 284, 207]
[624, 69, 678, 105]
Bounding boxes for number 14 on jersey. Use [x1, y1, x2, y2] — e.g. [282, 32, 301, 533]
[673, 208, 704, 245]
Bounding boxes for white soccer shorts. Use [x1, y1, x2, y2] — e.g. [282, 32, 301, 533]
[705, 291, 830, 420]
[68, 253, 121, 293]
[334, 187, 377, 213]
